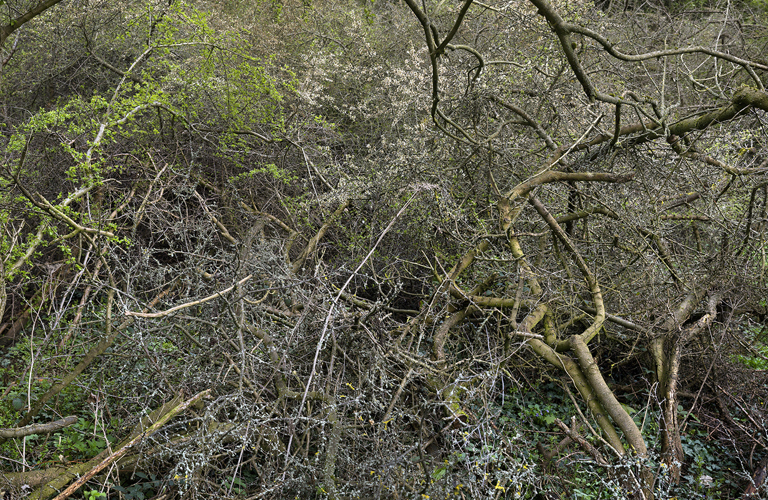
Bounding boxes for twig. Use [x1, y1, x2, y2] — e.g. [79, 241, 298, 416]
[125, 275, 252, 318]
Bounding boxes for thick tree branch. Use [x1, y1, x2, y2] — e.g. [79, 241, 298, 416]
[0, 416, 77, 438]
[0, 0, 66, 47]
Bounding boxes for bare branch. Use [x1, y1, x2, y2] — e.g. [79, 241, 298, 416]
[0, 416, 78, 438]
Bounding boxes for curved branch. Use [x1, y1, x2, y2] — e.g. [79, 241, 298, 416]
[447, 44, 484, 84]
[529, 196, 605, 345]
[505, 170, 633, 203]
[566, 23, 767, 88]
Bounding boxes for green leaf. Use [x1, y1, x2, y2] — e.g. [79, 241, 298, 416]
[431, 466, 447, 480]
[620, 403, 637, 415]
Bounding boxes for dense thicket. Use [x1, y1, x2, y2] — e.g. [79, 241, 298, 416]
[1, 0, 767, 499]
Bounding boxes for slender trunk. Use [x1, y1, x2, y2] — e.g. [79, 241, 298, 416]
[654, 290, 719, 482]
[655, 336, 684, 482]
